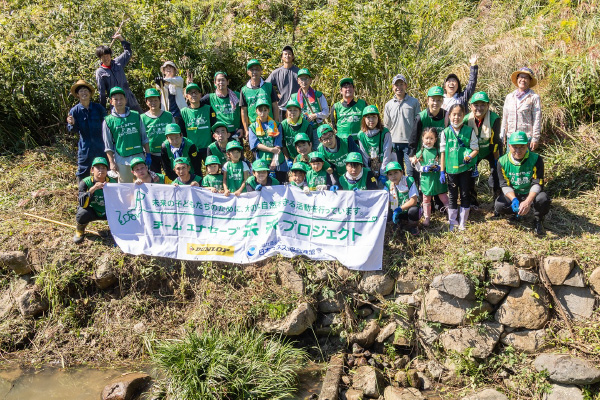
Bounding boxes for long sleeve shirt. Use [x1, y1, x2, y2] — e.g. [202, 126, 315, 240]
[102, 107, 149, 165]
[95, 40, 141, 112]
[501, 90, 542, 144]
[442, 65, 478, 111]
[383, 95, 421, 144]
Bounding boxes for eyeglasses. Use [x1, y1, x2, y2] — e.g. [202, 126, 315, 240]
[319, 133, 334, 141]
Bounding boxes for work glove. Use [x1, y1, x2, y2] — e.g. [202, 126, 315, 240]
[439, 171, 446, 184]
[511, 198, 520, 213]
[377, 175, 388, 185]
[471, 165, 479, 178]
[145, 153, 152, 168]
[329, 185, 338, 193]
[269, 172, 276, 179]
[392, 207, 406, 224]
[287, 160, 293, 169]
[255, 184, 263, 191]
[154, 76, 164, 86]
[463, 155, 472, 163]
[353, 187, 359, 192]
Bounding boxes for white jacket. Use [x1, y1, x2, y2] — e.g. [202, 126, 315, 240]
[157, 76, 187, 113]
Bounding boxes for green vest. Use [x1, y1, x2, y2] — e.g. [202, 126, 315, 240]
[498, 151, 540, 195]
[241, 82, 274, 123]
[281, 118, 312, 159]
[294, 90, 323, 117]
[82, 176, 116, 217]
[464, 111, 499, 160]
[339, 171, 370, 190]
[210, 92, 241, 133]
[318, 138, 350, 177]
[172, 174, 202, 185]
[307, 169, 328, 189]
[105, 111, 144, 157]
[246, 176, 280, 190]
[417, 147, 447, 196]
[333, 99, 366, 139]
[207, 141, 227, 165]
[357, 128, 389, 159]
[225, 161, 246, 192]
[385, 177, 415, 206]
[180, 106, 212, 149]
[141, 111, 172, 153]
[443, 125, 476, 174]
[252, 122, 285, 165]
[202, 174, 224, 191]
[163, 137, 197, 175]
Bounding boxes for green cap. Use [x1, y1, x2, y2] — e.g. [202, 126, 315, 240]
[508, 131, 530, 145]
[294, 132, 311, 144]
[427, 86, 444, 97]
[130, 157, 146, 170]
[345, 152, 363, 164]
[91, 157, 109, 167]
[385, 161, 403, 173]
[211, 122, 228, 132]
[144, 88, 160, 98]
[469, 91, 490, 104]
[285, 98, 301, 110]
[317, 124, 334, 138]
[109, 86, 125, 97]
[339, 77, 354, 87]
[185, 83, 201, 94]
[165, 123, 181, 135]
[226, 140, 243, 151]
[291, 162, 309, 173]
[246, 59, 262, 70]
[214, 71, 228, 79]
[252, 159, 270, 172]
[297, 68, 312, 78]
[174, 157, 190, 166]
[205, 155, 221, 166]
[362, 105, 380, 117]
[308, 151, 323, 162]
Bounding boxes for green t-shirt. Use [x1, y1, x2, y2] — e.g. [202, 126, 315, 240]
[105, 111, 144, 157]
[245, 175, 280, 190]
[207, 141, 227, 165]
[317, 138, 350, 178]
[281, 118, 312, 159]
[339, 171, 370, 190]
[224, 161, 246, 192]
[171, 174, 202, 185]
[307, 169, 328, 189]
[180, 106, 212, 149]
[333, 99, 366, 139]
[141, 111, 173, 153]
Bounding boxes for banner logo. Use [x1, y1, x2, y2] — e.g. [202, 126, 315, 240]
[187, 244, 234, 257]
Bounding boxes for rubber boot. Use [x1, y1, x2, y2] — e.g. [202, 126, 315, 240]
[448, 208, 459, 231]
[534, 216, 545, 236]
[459, 207, 470, 231]
[73, 224, 87, 244]
[422, 203, 432, 226]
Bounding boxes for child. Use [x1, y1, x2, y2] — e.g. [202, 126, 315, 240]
[248, 98, 288, 182]
[155, 61, 187, 121]
[281, 99, 316, 161]
[102, 86, 150, 183]
[73, 157, 116, 244]
[292, 132, 313, 165]
[307, 152, 334, 191]
[131, 156, 172, 184]
[409, 86, 447, 165]
[160, 123, 203, 181]
[246, 159, 281, 192]
[240, 59, 279, 135]
[206, 122, 230, 166]
[171, 157, 202, 186]
[357, 105, 393, 182]
[385, 161, 419, 234]
[440, 104, 479, 231]
[288, 162, 310, 193]
[223, 141, 250, 196]
[338, 152, 378, 191]
[141, 88, 174, 173]
[414, 127, 449, 226]
[291, 68, 329, 126]
[179, 83, 212, 165]
[202, 155, 224, 193]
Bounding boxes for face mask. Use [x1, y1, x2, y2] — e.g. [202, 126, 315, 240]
[451, 122, 463, 130]
[423, 143, 434, 150]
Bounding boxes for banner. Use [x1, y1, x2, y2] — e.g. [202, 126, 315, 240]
[103, 184, 388, 270]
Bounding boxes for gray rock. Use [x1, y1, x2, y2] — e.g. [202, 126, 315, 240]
[357, 307, 372, 318]
[518, 269, 539, 284]
[514, 254, 537, 268]
[485, 286, 510, 305]
[561, 266, 586, 287]
[395, 295, 418, 318]
[543, 257, 575, 285]
[277, 262, 304, 294]
[384, 386, 424, 400]
[392, 316, 413, 346]
[94, 254, 118, 289]
[501, 329, 546, 353]
[462, 388, 509, 400]
[347, 320, 380, 349]
[439, 322, 504, 358]
[260, 303, 316, 336]
[396, 280, 419, 294]
[423, 289, 478, 326]
[345, 388, 364, 400]
[318, 292, 344, 313]
[320, 313, 341, 328]
[318, 354, 344, 400]
[495, 284, 550, 329]
[490, 263, 520, 287]
[416, 372, 431, 390]
[101, 372, 151, 400]
[352, 366, 385, 398]
[426, 360, 445, 379]
[417, 320, 441, 346]
[533, 353, 600, 385]
[485, 247, 506, 262]
[16, 288, 48, 317]
[0, 251, 32, 275]
[543, 383, 584, 400]
[376, 321, 398, 344]
[310, 268, 328, 284]
[0, 287, 15, 320]
[589, 267, 600, 295]
[430, 273, 475, 300]
[359, 271, 395, 297]
[553, 286, 595, 320]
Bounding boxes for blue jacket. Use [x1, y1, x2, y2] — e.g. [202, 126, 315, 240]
[67, 102, 106, 176]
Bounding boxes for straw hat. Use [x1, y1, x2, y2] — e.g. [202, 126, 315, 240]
[510, 67, 537, 88]
[70, 80, 95, 97]
[161, 61, 178, 74]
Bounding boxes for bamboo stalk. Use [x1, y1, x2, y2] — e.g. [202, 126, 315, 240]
[23, 213, 102, 236]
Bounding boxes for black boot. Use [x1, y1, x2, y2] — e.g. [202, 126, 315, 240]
[534, 216, 545, 236]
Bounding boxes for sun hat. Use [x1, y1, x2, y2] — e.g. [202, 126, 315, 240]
[160, 61, 178, 74]
[70, 80, 95, 97]
[510, 67, 537, 88]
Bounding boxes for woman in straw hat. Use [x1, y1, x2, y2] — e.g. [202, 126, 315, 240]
[155, 61, 187, 122]
[500, 67, 542, 151]
[67, 80, 107, 183]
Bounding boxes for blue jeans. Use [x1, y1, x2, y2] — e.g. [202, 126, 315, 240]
[392, 143, 414, 179]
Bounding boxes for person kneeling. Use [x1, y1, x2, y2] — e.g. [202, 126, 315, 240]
[338, 152, 378, 191]
[131, 156, 172, 184]
[385, 161, 419, 235]
[74, 157, 116, 244]
[288, 162, 310, 193]
[495, 131, 550, 235]
[247, 159, 281, 192]
[171, 157, 201, 186]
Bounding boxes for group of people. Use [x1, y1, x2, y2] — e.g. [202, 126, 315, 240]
[68, 34, 550, 244]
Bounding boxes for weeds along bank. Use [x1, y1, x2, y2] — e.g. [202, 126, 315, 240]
[1, 0, 600, 152]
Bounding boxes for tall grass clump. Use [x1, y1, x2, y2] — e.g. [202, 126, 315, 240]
[147, 326, 307, 400]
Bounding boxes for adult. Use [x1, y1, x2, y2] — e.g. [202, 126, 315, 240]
[155, 61, 187, 122]
[495, 131, 549, 235]
[442, 54, 478, 111]
[141, 88, 174, 173]
[67, 80, 107, 183]
[331, 78, 367, 141]
[316, 124, 366, 180]
[291, 68, 329, 126]
[240, 59, 279, 137]
[409, 86, 447, 163]
[198, 71, 243, 140]
[383, 74, 420, 178]
[95, 32, 142, 112]
[501, 67, 542, 151]
[266, 45, 300, 121]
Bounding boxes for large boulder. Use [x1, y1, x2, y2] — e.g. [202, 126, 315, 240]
[501, 329, 546, 353]
[553, 286, 595, 320]
[101, 372, 151, 400]
[16, 288, 48, 317]
[495, 284, 550, 329]
[589, 267, 600, 295]
[533, 353, 600, 385]
[359, 271, 395, 297]
[489, 263, 520, 287]
[462, 388, 509, 400]
[543, 384, 584, 400]
[260, 303, 316, 336]
[277, 262, 304, 295]
[430, 273, 475, 300]
[423, 289, 480, 326]
[0, 251, 32, 275]
[347, 320, 380, 349]
[560, 265, 586, 287]
[352, 366, 385, 398]
[543, 257, 575, 285]
[485, 247, 506, 262]
[439, 322, 504, 358]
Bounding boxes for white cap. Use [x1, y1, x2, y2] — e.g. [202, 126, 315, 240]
[392, 74, 407, 85]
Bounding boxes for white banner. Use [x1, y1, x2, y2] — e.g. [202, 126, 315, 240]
[103, 184, 388, 270]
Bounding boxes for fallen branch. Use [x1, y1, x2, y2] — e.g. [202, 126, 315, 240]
[23, 213, 102, 237]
